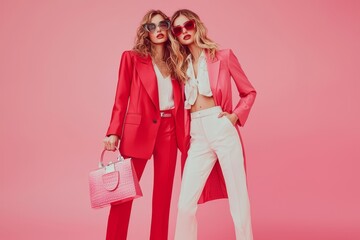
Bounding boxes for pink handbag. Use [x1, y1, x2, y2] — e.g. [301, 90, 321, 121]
[89, 149, 143, 208]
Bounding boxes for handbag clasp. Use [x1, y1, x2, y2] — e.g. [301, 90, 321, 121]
[105, 162, 116, 173]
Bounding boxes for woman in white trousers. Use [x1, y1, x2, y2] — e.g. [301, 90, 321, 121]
[169, 9, 257, 240]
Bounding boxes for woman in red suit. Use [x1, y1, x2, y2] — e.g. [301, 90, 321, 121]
[103, 10, 184, 240]
[169, 9, 256, 240]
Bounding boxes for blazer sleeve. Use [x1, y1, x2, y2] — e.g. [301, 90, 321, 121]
[228, 49, 257, 126]
[106, 51, 133, 137]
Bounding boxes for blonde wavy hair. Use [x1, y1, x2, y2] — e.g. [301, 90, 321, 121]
[133, 10, 173, 68]
[169, 9, 218, 83]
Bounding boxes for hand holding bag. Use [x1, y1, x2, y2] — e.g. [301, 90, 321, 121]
[89, 148, 142, 208]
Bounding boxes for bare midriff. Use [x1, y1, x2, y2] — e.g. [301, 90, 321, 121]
[190, 94, 216, 113]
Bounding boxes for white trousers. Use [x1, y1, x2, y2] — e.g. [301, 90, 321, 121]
[174, 106, 253, 240]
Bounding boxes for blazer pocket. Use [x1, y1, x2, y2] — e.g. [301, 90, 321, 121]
[124, 113, 142, 125]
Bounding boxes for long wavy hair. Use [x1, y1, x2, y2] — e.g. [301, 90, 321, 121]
[133, 10, 173, 68]
[169, 9, 218, 83]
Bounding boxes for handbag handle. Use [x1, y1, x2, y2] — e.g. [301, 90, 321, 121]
[99, 147, 125, 168]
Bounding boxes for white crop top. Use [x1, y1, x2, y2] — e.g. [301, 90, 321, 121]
[184, 51, 213, 109]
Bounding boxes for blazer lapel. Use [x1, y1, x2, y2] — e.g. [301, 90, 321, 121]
[135, 55, 160, 111]
[171, 78, 181, 115]
[205, 50, 220, 93]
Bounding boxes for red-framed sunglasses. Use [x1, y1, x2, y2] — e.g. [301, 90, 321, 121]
[172, 20, 196, 37]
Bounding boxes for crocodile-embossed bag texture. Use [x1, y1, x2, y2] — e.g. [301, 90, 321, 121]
[89, 149, 142, 208]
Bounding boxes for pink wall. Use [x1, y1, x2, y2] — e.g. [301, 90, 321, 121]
[1, 0, 359, 239]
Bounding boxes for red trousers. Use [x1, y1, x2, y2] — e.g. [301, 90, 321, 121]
[106, 114, 178, 240]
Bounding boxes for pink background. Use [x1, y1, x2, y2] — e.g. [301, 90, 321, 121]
[1, 0, 359, 239]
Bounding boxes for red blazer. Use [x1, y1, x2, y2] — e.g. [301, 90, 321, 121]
[106, 50, 185, 159]
[182, 49, 257, 203]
